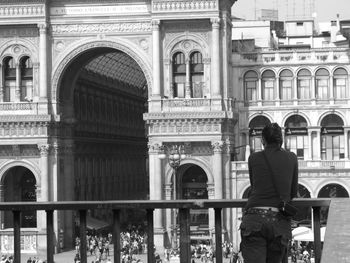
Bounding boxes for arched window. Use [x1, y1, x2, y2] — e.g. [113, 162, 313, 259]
[172, 52, 186, 98]
[190, 51, 204, 98]
[3, 56, 16, 102]
[20, 56, 33, 101]
[261, 70, 275, 101]
[244, 71, 258, 101]
[315, 68, 330, 99]
[333, 68, 348, 99]
[284, 115, 308, 159]
[249, 116, 271, 152]
[279, 69, 293, 100]
[320, 114, 344, 160]
[297, 69, 311, 99]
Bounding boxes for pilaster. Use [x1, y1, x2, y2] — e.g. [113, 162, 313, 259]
[211, 17, 221, 98]
[39, 23, 48, 101]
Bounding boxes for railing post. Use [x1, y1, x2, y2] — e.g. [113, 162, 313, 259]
[179, 208, 191, 263]
[79, 210, 87, 263]
[113, 209, 121, 263]
[215, 208, 223, 263]
[146, 209, 155, 263]
[46, 210, 54, 263]
[13, 210, 21, 263]
[313, 206, 322, 263]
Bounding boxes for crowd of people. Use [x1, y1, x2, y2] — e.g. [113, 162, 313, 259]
[72, 224, 147, 263]
[290, 241, 314, 263]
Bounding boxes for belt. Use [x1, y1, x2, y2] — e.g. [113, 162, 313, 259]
[245, 207, 279, 216]
[251, 206, 279, 212]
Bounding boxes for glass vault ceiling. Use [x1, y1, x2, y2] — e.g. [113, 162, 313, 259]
[84, 51, 147, 91]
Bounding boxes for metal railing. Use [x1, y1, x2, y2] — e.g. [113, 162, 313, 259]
[0, 198, 331, 263]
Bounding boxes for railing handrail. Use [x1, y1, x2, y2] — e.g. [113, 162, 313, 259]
[0, 197, 331, 210]
[0, 198, 332, 263]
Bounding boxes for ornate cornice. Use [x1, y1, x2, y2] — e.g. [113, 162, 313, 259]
[144, 111, 227, 121]
[0, 115, 51, 122]
[51, 22, 152, 35]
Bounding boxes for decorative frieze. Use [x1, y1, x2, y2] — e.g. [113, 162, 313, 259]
[147, 119, 222, 135]
[0, 144, 40, 157]
[0, 27, 38, 37]
[51, 23, 152, 34]
[0, 121, 49, 137]
[144, 111, 226, 120]
[152, 0, 217, 12]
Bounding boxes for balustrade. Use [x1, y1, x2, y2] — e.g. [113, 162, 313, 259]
[0, 198, 330, 263]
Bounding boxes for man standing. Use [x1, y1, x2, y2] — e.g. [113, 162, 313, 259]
[240, 123, 299, 263]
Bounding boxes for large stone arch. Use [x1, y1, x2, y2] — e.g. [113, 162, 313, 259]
[0, 160, 40, 186]
[164, 157, 214, 185]
[51, 38, 153, 102]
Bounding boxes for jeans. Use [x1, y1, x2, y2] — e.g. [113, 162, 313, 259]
[240, 209, 292, 263]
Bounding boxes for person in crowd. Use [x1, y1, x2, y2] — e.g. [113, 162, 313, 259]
[240, 123, 299, 263]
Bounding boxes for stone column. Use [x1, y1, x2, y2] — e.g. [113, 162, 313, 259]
[211, 18, 221, 98]
[257, 77, 262, 105]
[185, 58, 191, 98]
[15, 63, 21, 101]
[293, 77, 298, 100]
[39, 23, 48, 100]
[329, 74, 334, 102]
[51, 143, 59, 251]
[164, 184, 172, 246]
[0, 184, 4, 229]
[0, 63, 3, 102]
[38, 144, 50, 233]
[311, 129, 321, 160]
[311, 76, 316, 105]
[207, 184, 215, 234]
[275, 76, 280, 102]
[344, 128, 350, 159]
[152, 20, 161, 99]
[308, 130, 313, 160]
[211, 141, 223, 199]
[148, 143, 165, 248]
[63, 142, 75, 249]
[38, 144, 50, 202]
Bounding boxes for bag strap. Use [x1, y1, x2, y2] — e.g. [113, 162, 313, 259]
[262, 150, 285, 202]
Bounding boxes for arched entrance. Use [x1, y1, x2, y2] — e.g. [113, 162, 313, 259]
[56, 44, 150, 246]
[318, 183, 349, 225]
[179, 165, 209, 234]
[2, 166, 37, 228]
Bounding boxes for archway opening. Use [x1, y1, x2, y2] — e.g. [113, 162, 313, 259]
[58, 46, 149, 240]
[2, 166, 37, 228]
[180, 165, 209, 232]
[317, 184, 349, 225]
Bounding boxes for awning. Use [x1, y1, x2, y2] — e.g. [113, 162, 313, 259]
[292, 226, 326, 242]
[75, 216, 110, 231]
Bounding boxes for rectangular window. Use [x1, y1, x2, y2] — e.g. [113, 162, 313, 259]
[280, 80, 292, 100]
[316, 79, 329, 99]
[334, 78, 346, 98]
[285, 135, 308, 160]
[298, 79, 310, 99]
[245, 81, 257, 101]
[321, 135, 345, 160]
[263, 80, 274, 100]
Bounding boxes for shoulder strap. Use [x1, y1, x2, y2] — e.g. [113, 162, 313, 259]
[262, 150, 285, 202]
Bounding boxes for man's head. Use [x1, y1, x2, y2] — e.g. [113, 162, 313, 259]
[261, 122, 283, 147]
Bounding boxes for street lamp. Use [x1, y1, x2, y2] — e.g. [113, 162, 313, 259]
[159, 144, 186, 249]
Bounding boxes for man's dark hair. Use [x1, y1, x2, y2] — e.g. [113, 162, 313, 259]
[262, 123, 283, 147]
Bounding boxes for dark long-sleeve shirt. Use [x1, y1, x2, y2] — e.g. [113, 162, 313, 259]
[246, 144, 299, 209]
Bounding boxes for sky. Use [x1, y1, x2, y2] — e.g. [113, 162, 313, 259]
[232, 0, 350, 22]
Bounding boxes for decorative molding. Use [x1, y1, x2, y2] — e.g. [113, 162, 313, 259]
[38, 144, 50, 157]
[211, 141, 224, 153]
[152, 0, 217, 12]
[51, 22, 152, 35]
[0, 115, 51, 122]
[148, 142, 162, 153]
[144, 111, 226, 120]
[0, 27, 39, 38]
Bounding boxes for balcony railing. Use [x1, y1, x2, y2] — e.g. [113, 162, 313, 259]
[0, 198, 330, 263]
